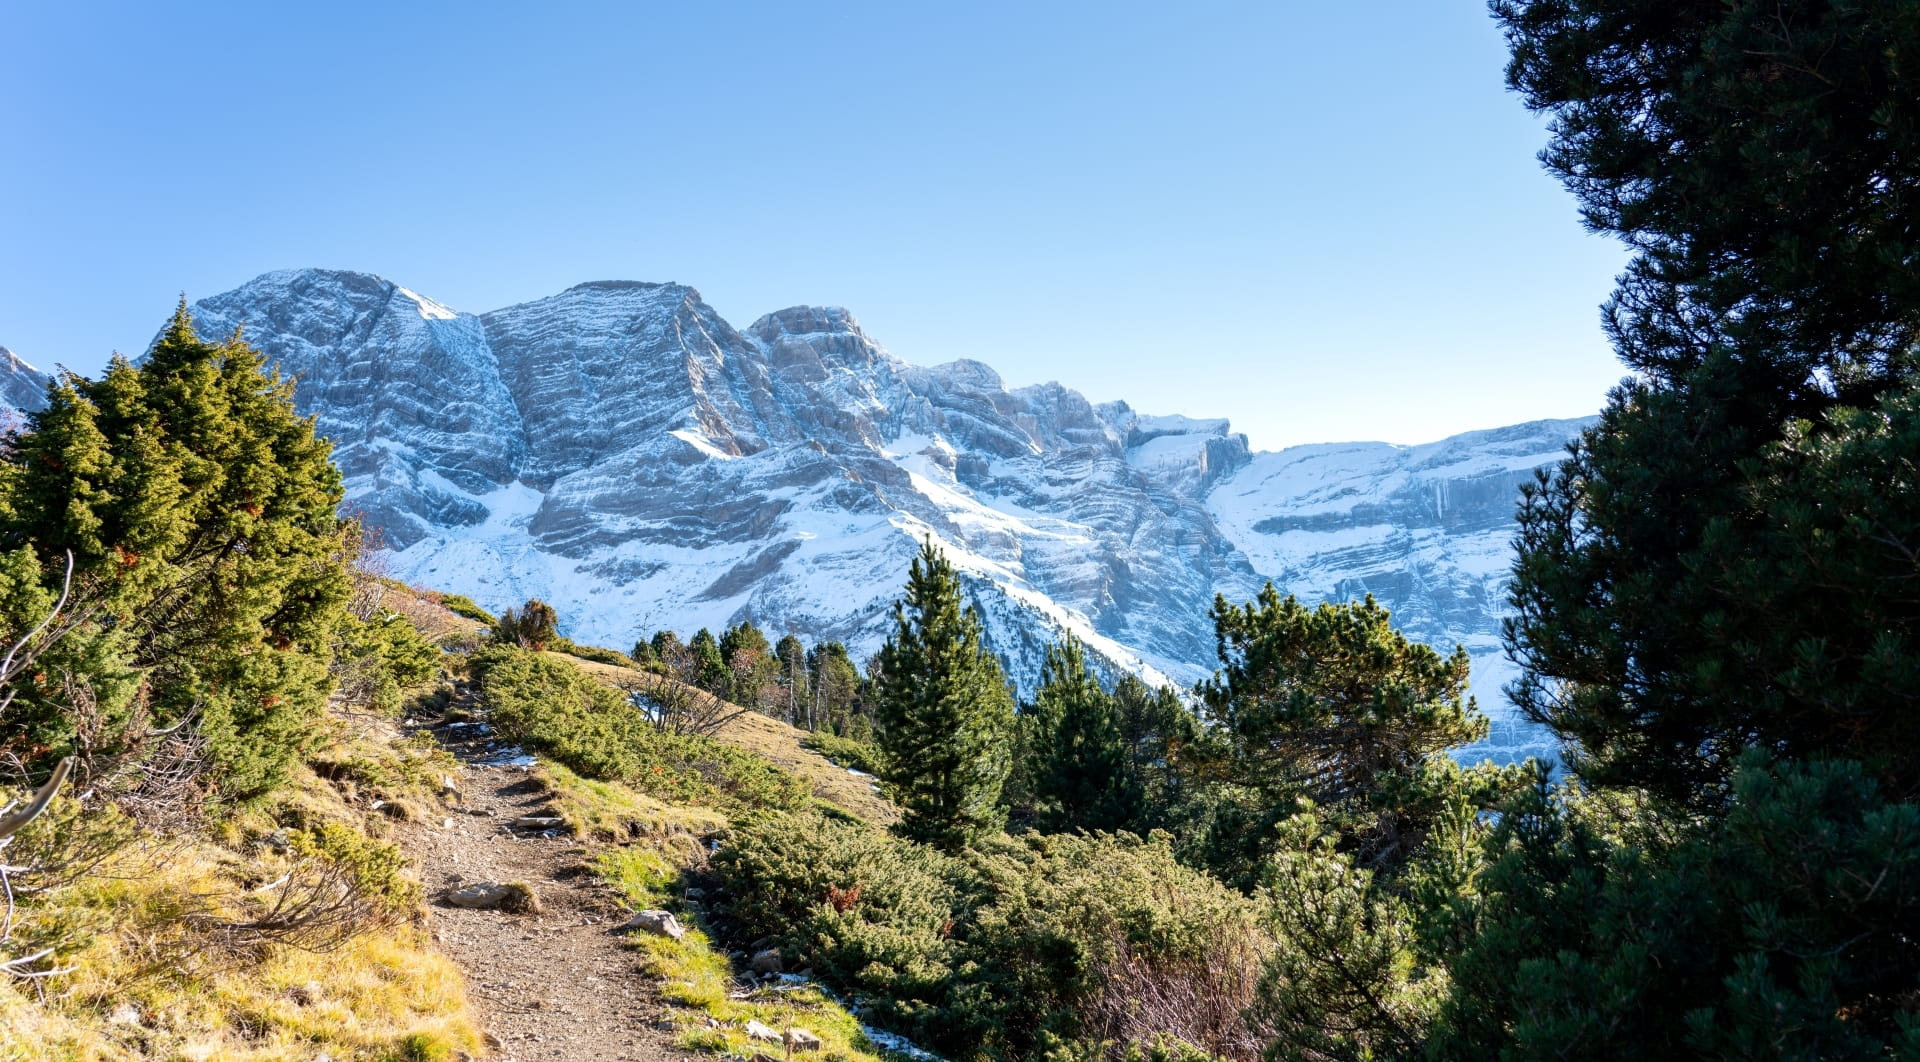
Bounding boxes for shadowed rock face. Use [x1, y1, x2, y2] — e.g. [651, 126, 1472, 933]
[152, 268, 1591, 762]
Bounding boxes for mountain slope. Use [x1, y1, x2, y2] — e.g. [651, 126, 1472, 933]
[0, 346, 52, 420]
[163, 269, 1585, 761]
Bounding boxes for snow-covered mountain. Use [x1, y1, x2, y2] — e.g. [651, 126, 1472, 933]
[0, 347, 51, 421]
[31, 268, 1585, 761]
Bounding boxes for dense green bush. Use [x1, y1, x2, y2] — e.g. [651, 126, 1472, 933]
[435, 593, 495, 625]
[560, 642, 639, 669]
[471, 647, 807, 814]
[334, 609, 441, 715]
[712, 813, 1268, 1060]
[802, 730, 883, 775]
[1, 306, 351, 799]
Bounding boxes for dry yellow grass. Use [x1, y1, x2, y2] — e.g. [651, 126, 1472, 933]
[0, 699, 482, 1062]
[555, 655, 897, 823]
[370, 581, 486, 645]
[0, 820, 480, 1062]
[532, 759, 726, 843]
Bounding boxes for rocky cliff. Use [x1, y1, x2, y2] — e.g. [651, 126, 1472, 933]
[13, 269, 1589, 762]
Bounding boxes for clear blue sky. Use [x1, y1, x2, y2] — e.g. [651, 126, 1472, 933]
[1, 1, 1626, 452]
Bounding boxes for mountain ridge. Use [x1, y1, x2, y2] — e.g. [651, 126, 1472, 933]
[4, 268, 1593, 762]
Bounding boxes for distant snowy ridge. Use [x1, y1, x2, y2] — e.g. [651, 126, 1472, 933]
[0, 347, 52, 420]
[12, 268, 1591, 763]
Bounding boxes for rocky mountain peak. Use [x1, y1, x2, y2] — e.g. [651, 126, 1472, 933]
[0, 346, 50, 418]
[6, 267, 1594, 763]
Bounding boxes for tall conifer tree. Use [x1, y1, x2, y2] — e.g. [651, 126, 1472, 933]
[1024, 635, 1141, 834]
[873, 539, 1015, 852]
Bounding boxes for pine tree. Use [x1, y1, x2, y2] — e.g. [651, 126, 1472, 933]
[1427, 5, 1920, 1056]
[685, 627, 728, 693]
[873, 540, 1015, 852]
[1494, 0, 1920, 808]
[1109, 674, 1205, 833]
[494, 598, 558, 649]
[3, 302, 351, 797]
[720, 621, 777, 709]
[808, 640, 868, 738]
[774, 632, 810, 727]
[1023, 635, 1142, 834]
[1197, 588, 1491, 888]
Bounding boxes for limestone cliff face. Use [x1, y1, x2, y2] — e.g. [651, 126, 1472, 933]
[153, 268, 1589, 761]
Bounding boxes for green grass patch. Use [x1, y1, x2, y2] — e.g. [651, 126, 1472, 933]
[803, 731, 885, 776]
[538, 760, 727, 843]
[472, 647, 810, 814]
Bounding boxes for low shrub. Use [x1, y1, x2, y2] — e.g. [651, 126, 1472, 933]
[471, 647, 808, 814]
[562, 643, 639, 668]
[436, 593, 495, 625]
[711, 815, 1269, 1060]
[334, 610, 443, 715]
[803, 730, 884, 775]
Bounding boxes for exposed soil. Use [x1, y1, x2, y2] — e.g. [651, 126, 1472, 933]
[392, 730, 691, 1062]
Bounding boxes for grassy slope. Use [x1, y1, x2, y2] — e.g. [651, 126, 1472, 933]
[557, 655, 897, 824]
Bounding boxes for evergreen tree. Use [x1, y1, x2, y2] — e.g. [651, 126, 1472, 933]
[808, 640, 868, 739]
[1428, 5, 1920, 1056]
[873, 540, 1015, 852]
[685, 627, 729, 693]
[1109, 674, 1206, 834]
[3, 303, 351, 797]
[494, 598, 558, 649]
[1495, 0, 1920, 808]
[1197, 588, 1492, 888]
[1023, 635, 1142, 834]
[774, 632, 810, 727]
[720, 620, 777, 709]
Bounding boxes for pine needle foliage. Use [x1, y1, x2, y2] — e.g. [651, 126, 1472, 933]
[1197, 588, 1490, 887]
[873, 540, 1015, 853]
[2, 303, 350, 798]
[1023, 635, 1143, 834]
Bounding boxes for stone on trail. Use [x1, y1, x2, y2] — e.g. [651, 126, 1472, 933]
[750, 947, 783, 975]
[785, 1027, 823, 1051]
[621, 909, 686, 940]
[744, 1019, 781, 1042]
[445, 881, 541, 913]
[512, 815, 565, 829]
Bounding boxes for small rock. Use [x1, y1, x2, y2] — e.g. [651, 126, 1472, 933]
[744, 1019, 782, 1042]
[287, 981, 324, 1006]
[106, 1002, 142, 1025]
[441, 816, 455, 829]
[750, 948, 783, 975]
[621, 910, 686, 940]
[469, 807, 496, 816]
[445, 881, 540, 913]
[682, 886, 706, 900]
[512, 816, 564, 829]
[262, 828, 292, 853]
[785, 1026, 823, 1052]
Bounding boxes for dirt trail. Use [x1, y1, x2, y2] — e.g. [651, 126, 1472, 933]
[392, 729, 689, 1062]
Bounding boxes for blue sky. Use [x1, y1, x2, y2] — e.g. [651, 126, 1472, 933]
[1, 1, 1626, 451]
